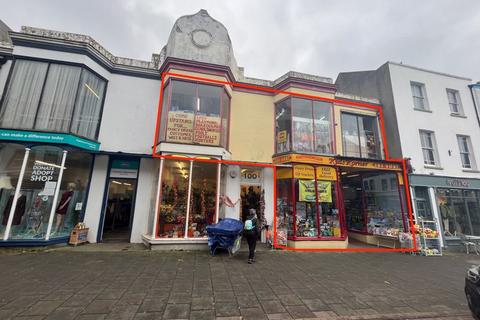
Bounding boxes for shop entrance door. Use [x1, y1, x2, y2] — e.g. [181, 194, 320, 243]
[101, 178, 137, 242]
[240, 185, 262, 222]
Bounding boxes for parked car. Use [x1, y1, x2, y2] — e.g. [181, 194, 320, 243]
[465, 265, 480, 319]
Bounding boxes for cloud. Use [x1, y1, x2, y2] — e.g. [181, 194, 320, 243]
[1, 0, 479, 81]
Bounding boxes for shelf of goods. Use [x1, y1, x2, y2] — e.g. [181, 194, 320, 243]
[417, 219, 442, 256]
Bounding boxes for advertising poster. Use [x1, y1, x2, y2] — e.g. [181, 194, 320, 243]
[166, 111, 194, 143]
[193, 115, 221, 145]
[299, 180, 332, 203]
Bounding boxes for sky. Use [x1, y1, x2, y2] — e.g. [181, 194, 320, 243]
[1, 0, 480, 82]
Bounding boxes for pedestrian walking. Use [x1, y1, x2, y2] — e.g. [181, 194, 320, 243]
[244, 208, 258, 264]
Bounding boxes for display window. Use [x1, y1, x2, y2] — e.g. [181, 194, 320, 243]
[436, 188, 480, 237]
[343, 170, 406, 237]
[341, 112, 381, 159]
[158, 80, 230, 148]
[274, 98, 333, 155]
[276, 168, 293, 244]
[0, 143, 93, 241]
[156, 158, 220, 239]
[275, 164, 344, 241]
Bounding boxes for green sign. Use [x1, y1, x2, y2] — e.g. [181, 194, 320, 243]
[0, 129, 100, 151]
[111, 160, 140, 170]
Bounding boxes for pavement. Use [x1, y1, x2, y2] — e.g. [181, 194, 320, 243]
[0, 243, 476, 320]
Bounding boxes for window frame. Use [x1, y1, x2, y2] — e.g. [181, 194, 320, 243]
[446, 88, 464, 116]
[0, 56, 108, 141]
[410, 81, 429, 111]
[419, 130, 439, 166]
[340, 111, 382, 159]
[457, 135, 476, 170]
[159, 79, 231, 149]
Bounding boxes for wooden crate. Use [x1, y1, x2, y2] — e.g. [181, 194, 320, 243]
[69, 228, 89, 246]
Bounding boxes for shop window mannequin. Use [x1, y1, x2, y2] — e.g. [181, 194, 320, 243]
[53, 182, 76, 234]
[2, 192, 27, 227]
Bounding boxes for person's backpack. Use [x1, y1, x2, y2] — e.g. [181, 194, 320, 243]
[244, 219, 254, 231]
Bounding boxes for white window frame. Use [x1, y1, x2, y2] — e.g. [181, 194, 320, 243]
[419, 130, 439, 166]
[457, 135, 476, 170]
[446, 89, 464, 116]
[411, 82, 429, 111]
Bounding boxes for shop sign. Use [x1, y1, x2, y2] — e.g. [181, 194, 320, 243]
[166, 111, 194, 143]
[446, 178, 469, 188]
[397, 172, 404, 185]
[298, 180, 332, 203]
[240, 169, 262, 184]
[277, 130, 287, 143]
[0, 129, 100, 151]
[293, 165, 315, 179]
[193, 115, 221, 145]
[276, 168, 292, 179]
[110, 160, 139, 179]
[316, 166, 337, 181]
[273, 154, 401, 171]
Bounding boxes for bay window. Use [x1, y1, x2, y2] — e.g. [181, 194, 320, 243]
[158, 80, 230, 148]
[0, 59, 106, 140]
[274, 97, 333, 155]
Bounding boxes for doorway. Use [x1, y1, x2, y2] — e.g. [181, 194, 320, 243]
[102, 178, 136, 242]
[240, 185, 262, 222]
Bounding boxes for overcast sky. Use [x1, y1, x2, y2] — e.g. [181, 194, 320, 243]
[2, 0, 479, 81]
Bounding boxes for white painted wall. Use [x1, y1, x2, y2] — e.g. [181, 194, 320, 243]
[262, 168, 274, 227]
[130, 158, 158, 243]
[389, 63, 480, 179]
[225, 165, 241, 219]
[98, 74, 160, 154]
[83, 154, 109, 243]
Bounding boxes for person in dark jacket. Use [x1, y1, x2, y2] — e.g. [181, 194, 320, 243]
[244, 208, 258, 264]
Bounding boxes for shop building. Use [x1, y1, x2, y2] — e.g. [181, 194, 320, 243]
[337, 62, 480, 249]
[0, 10, 410, 249]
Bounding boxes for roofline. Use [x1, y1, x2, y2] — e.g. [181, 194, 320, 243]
[386, 61, 472, 81]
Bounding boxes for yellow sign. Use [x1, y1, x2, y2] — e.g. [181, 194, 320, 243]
[166, 111, 194, 143]
[298, 180, 316, 202]
[293, 165, 315, 179]
[298, 180, 332, 203]
[397, 172, 404, 185]
[276, 168, 292, 179]
[317, 181, 332, 203]
[316, 166, 337, 181]
[272, 154, 401, 171]
[277, 130, 287, 143]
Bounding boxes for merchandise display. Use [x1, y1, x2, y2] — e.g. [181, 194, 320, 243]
[416, 219, 442, 256]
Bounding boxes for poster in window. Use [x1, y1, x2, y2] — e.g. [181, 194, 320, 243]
[299, 180, 316, 202]
[193, 115, 221, 145]
[317, 181, 332, 203]
[166, 111, 194, 143]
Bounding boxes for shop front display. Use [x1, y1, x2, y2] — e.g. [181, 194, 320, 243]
[0, 143, 93, 244]
[275, 163, 344, 244]
[342, 170, 406, 238]
[156, 158, 219, 239]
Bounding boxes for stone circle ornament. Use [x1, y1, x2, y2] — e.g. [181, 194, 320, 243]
[191, 29, 212, 48]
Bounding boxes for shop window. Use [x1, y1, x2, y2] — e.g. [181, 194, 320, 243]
[413, 186, 433, 220]
[157, 158, 220, 239]
[275, 98, 333, 155]
[160, 80, 229, 148]
[275, 99, 292, 153]
[276, 168, 293, 241]
[341, 112, 381, 159]
[276, 165, 342, 240]
[343, 171, 406, 235]
[188, 162, 218, 237]
[437, 188, 480, 237]
[0, 143, 27, 238]
[0, 59, 106, 140]
[158, 159, 190, 238]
